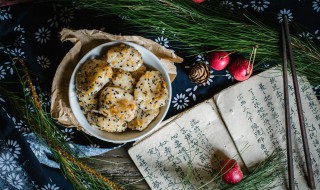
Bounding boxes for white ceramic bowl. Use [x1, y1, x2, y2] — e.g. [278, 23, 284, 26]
[69, 41, 172, 143]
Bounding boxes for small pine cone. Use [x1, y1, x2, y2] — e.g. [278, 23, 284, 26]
[188, 62, 210, 85]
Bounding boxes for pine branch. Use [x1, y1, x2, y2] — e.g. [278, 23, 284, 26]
[1, 58, 123, 190]
[72, 0, 320, 86]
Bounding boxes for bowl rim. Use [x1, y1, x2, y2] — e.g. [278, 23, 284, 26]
[68, 41, 172, 143]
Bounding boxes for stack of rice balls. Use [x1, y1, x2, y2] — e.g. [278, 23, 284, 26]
[76, 43, 169, 133]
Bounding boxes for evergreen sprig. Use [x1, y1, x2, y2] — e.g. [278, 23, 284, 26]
[0, 58, 122, 190]
[72, 0, 320, 86]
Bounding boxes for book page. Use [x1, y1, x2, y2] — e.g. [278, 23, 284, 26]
[214, 68, 320, 189]
[129, 99, 242, 190]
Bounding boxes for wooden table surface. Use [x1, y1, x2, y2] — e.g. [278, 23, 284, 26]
[82, 143, 150, 189]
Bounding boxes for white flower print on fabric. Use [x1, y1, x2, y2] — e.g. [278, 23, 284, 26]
[0, 66, 6, 80]
[0, 7, 12, 21]
[41, 183, 60, 190]
[59, 7, 74, 24]
[236, 1, 249, 9]
[31, 180, 40, 189]
[313, 0, 320, 12]
[0, 158, 32, 190]
[225, 70, 233, 80]
[6, 173, 24, 190]
[299, 32, 313, 41]
[221, 1, 234, 10]
[8, 115, 31, 135]
[185, 54, 209, 69]
[5, 48, 25, 58]
[215, 70, 233, 80]
[39, 91, 51, 108]
[185, 85, 198, 101]
[24, 84, 41, 97]
[15, 123, 30, 134]
[60, 128, 75, 142]
[0, 152, 19, 174]
[202, 70, 214, 86]
[250, 0, 270, 12]
[14, 24, 26, 33]
[6, 140, 21, 159]
[277, 9, 293, 23]
[36, 55, 51, 69]
[155, 36, 169, 48]
[172, 93, 189, 110]
[14, 48, 25, 57]
[24, 86, 34, 96]
[14, 35, 26, 46]
[47, 15, 59, 28]
[26, 104, 35, 113]
[35, 27, 51, 44]
[196, 54, 209, 64]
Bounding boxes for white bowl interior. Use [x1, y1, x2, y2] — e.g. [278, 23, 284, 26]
[69, 41, 172, 143]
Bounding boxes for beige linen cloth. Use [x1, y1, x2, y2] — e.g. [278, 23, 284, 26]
[50, 28, 183, 129]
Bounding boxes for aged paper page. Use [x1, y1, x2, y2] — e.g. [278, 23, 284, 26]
[214, 68, 320, 189]
[129, 99, 242, 190]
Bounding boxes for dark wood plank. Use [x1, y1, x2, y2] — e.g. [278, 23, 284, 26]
[82, 143, 150, 189]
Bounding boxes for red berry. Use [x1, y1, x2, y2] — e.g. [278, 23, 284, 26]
[192, 0, 205, 3]
[221, 159, 243, 184]
[209, 51, 230, 71]
[228, 57, 253, 81]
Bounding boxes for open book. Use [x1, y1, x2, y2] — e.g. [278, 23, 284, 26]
[128, 68, 320, 190]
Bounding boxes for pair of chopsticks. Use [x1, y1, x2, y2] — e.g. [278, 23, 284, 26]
[281, 16, 315, 190]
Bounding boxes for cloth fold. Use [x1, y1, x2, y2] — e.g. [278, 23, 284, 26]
[25, 133, 124, 169]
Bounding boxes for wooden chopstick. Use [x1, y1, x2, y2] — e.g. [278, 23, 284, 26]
[282, 16, 316, 189]
[281, 21, 295, 190]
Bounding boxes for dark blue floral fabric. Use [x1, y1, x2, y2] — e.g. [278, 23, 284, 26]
[0, 1, 319, 189]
